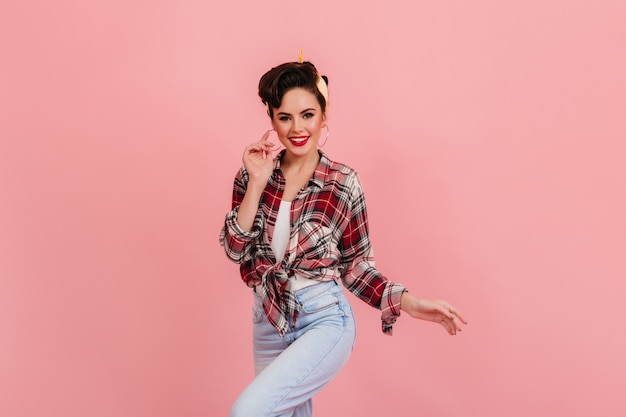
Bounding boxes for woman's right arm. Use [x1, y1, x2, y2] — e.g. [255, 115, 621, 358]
[219, 132, 275, 263]
[236, 131, 275, 230]
[234, 180, 267, 232]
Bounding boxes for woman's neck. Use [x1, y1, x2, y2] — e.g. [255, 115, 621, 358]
[281, 150, 320, 173]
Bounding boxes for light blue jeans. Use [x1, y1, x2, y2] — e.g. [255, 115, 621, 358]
[230, 280, 357, 417]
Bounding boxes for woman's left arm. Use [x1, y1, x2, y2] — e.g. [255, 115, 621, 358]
[338, 171, 467, 336]
[337, 172, 409, 335]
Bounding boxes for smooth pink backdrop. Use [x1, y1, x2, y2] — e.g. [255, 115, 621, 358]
[2, 1, 625, 416]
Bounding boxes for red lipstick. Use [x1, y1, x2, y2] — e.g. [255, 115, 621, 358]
[289, 136, 309, 147]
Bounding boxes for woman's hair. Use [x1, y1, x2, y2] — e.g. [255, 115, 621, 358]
[258, 61, 328, 118]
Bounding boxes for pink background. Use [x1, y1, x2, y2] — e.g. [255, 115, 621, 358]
[2, 1, 625, 416]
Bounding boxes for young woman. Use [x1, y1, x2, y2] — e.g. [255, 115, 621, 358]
[220, 59, 467, 417]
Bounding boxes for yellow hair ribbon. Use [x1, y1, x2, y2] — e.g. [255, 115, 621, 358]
[298, 49, 328, 111]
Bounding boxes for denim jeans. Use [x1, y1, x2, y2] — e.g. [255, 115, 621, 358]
[230, 280, 357, 417]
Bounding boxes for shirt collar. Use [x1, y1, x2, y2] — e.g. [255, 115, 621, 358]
[274, 150, 329, 189]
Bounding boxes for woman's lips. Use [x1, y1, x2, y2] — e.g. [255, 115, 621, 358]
[289, 136, 309, 147]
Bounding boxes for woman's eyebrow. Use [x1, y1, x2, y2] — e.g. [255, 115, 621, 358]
[276, 108, 316, 116]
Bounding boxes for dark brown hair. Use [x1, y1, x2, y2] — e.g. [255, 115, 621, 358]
[258, 61, 328, 118]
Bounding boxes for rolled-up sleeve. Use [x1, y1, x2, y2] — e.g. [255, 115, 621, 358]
[380, 281, 406, 335]
[219, 207, 264, 263]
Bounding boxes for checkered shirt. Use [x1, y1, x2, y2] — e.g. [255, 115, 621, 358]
[219, 151, 406, 336]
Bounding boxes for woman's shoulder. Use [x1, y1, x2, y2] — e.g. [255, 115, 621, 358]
[322, 153, 359, 178]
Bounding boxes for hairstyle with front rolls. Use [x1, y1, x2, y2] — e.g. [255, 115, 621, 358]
[258, 61, 328, 118]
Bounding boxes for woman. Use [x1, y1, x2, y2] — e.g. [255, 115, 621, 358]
[220, 58, 467, 417]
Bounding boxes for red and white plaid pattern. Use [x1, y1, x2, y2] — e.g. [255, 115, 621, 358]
[220, 151, 406, 336]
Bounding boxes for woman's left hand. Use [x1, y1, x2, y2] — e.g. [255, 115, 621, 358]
[400, 292, 467, 335]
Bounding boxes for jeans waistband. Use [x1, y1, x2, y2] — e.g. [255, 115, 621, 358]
[253, 279, 341, 303]
[293, 279, 341, 303]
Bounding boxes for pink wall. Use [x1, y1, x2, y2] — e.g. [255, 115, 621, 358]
[2, 1, 625, 416]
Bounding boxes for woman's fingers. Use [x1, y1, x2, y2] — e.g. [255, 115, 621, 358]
[430, 301, 455, 320]
[436, 301, 467, 325]
[450, 315, 462, 333]
[244, 144, 264, 160]
[446, 304, 467, 326]
[439, 315, 456, 335]
[433, 300, 466, 335]
[251, 130, 276, 159]
[247, 142, 273, 153]
[261, 129, 273, 142]
[245, 141, 274, 160]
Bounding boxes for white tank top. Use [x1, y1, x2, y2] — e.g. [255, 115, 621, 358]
[269, 201, 318, 291]
[270, 201, 292, 263]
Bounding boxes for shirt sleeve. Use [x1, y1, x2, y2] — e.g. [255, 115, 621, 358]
[338, 172, 407, 335]
[219, 167, 265, 264]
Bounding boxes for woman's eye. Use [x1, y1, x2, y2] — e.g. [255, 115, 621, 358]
[279, 116, 290, 121]
[303, 112, 314, 119]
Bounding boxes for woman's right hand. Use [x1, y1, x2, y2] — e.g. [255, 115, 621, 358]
[242, 130, 276, 186]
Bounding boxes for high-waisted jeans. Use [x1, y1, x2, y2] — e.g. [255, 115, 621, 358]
[230, 280, 357, 417]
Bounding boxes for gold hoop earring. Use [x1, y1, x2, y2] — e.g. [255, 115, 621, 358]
[318, 125, 330, 147]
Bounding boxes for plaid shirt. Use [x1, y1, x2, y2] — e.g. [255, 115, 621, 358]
[219, 151, 406, 336]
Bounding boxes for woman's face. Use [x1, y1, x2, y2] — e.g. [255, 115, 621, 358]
[271, 88, 326, 158]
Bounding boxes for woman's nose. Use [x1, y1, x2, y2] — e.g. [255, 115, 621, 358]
[291, 118, 303, 132]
